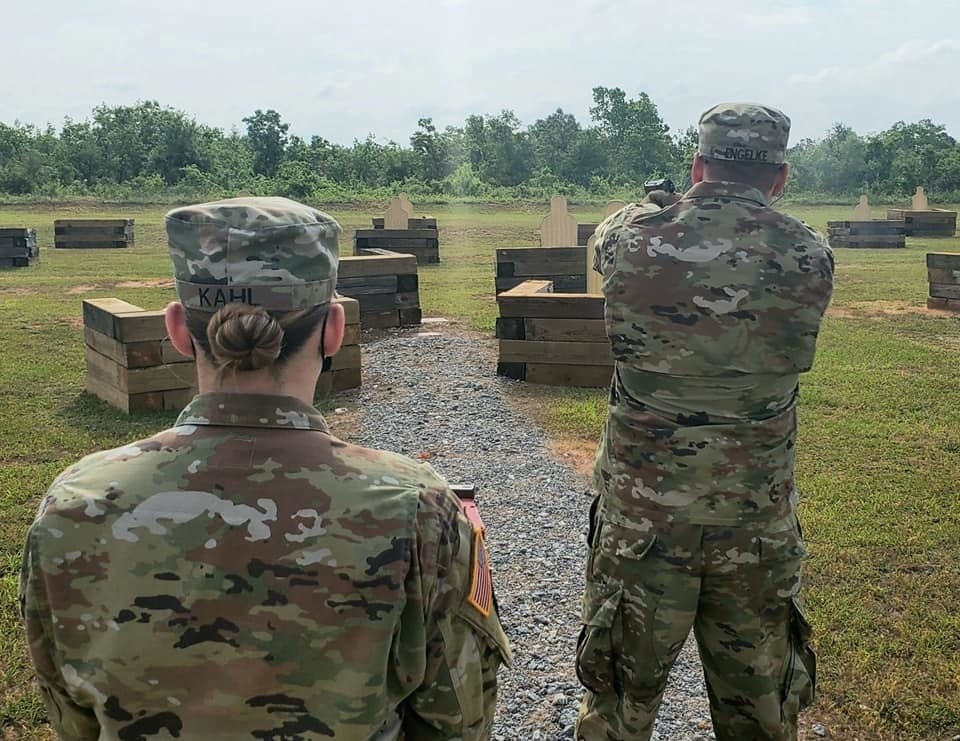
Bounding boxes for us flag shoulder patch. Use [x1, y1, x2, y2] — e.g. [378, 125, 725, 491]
[467, 527, 492, 617]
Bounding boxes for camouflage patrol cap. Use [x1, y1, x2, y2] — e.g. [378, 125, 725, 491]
[165, 196, 340, 312]
[698, 103, 791, 164]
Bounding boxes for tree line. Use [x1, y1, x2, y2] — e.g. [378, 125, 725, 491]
[0, 88, 958, 202]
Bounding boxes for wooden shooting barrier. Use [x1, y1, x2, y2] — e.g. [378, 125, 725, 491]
[0, 227, 39, 267]
[495, 246, 587, 294]
[55, 219, 134, 249]
[925, 253, 960, 311]
[886, 209, 957, 237]
[495, 280, 612, 387]
[826, 220, 906, 248]
[354, 196, 440, 264]
[337, 251, 422, 328]
[82, 296, 362, 413]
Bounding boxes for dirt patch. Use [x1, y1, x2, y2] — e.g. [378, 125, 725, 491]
[115, 279, 174, 289]
[62, 316, 83, 330]
[828, 299, 959, 319]
[0, 287, 39, 295]
[548, 437, 597, 480]
[66, 284, 97, 294]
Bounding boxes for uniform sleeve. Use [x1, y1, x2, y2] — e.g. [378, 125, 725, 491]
[401, 488, 512, 740]
[19, 527, 101, 740]
[593, 203, 662, 279]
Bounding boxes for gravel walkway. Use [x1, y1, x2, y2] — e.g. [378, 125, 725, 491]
[344, 323, 714, 740]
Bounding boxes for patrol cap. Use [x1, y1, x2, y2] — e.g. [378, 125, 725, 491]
[698, 103, 791, 165]
[165, 196, 340, 312]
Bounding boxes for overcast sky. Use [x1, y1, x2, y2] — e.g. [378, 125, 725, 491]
[2, 0, 958, 146]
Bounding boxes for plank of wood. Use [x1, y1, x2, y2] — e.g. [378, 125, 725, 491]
[315, 367, 362, 396]
[0, 245, 32, 258]
[86, 373, 163, 414]
[115, 311, 168, 342]
[55, 241, 129, 249]
[338, 254, 418, 279]
[360, 310, 401, 329]
[341, 325, 361, 346]
[926, 268, 960, 285]
[354, 229, 438, 240]
[926, 297, 960, 311]
[54, 219, 133, 228]
[498, 293, 605, 319]
[398, 307, 422, 326]
[84, 327, 163, 368]
[83, 299, 145, 338]
[164, 388, 196, 411]
[330, 344, 361, 371]
[334, 296, 360, 324]
[929, 283, 960, 299]
[125, 361, 197, 395]
[495, 275, 586, 293]
[0, 228, 35, 237]
[336, 275, 399, 295]
[498, 339, 613, 365]
[496, 362, 526, 380]
[524, 318, 608, 342]
[0, 257, 34, 267]
[926, 253, 960, 270]
[577, 223, 598, 246]
[525, 363, 613, 387]
[396, 274, 419, 292]
[85, 345, 124, 388]
[495, 317, 525, 340]
[160, 341, 195, 365]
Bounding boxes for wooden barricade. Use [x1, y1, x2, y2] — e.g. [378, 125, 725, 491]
[0, 227, 39, 267]
[495, 280, 612, 387]
[354, 227, 440, 264]
[316, 297, 363, 396]
[495, 246, 587, 294]
[337, 251, 422, 328]
[826, 220, 906, 248]
[886, 209, 957, 237]
[372, 217, 437, 229]
[55, 219, 134, 248]
[925, 253, 960, 311]
[82, 298, 196, 413]
[83, 296, 361, 412]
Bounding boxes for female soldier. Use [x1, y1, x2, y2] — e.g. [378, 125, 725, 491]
[21, 196, 511, 740]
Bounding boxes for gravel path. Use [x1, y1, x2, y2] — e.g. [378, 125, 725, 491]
[344, 324, 714, 740]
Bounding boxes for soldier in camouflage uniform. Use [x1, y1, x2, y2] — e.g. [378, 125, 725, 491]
[20, 197, 512, 740]
[576, 104, 834, 740]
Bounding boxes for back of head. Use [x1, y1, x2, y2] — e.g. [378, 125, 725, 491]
[696, 102, 791, 191]
[164, 196, 341, 379]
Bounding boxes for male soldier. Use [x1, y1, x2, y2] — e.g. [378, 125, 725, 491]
[576, 104, 834, 740]
[21, 197, 511, 740]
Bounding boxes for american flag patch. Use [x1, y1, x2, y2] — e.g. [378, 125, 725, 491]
[467, 528, 492, 617]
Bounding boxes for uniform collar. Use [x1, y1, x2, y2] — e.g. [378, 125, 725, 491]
[684, 180, 771, 207]
[174, 392, 331, 432]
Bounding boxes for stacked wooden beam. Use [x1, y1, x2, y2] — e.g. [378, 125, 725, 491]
[337, 252, 422, 328]
[354, 223, 440, 264]
[495, 247, 587, 294]
[372, 217, 437, 230]
[0, 228, 39, 267]
[887, 209, 957, 237]
[83, 296, 363, 412]
[577, 223, 598, 246]
[496, 279, 612, 387]
[826, 220, 906, 248]
[316, 296, 362, 396]
[55, 219, 135, 248]
[926, 253, 960, 311]
[82, 298, 196, 413]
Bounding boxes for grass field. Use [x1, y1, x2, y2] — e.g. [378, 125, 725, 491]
[1, 200, 959, 740]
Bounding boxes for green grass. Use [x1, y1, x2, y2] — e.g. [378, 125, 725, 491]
[1, 201, 959, 739]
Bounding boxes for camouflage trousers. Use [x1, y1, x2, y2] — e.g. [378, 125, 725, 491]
[575, 497, 816, 741]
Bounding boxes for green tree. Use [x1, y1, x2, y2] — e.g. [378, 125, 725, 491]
[242, 109, 290, 177]
[589, 87, 673, 185]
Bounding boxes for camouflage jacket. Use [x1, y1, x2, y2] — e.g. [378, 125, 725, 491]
[20, 393, 512, 740]
[593, 181, 834, 525]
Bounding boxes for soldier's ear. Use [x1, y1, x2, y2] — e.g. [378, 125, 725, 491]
[321, 303, 345, 360]
[164, 302, 195, 359]
[691, 154, 706, 185]
[771, 163, 790, 197]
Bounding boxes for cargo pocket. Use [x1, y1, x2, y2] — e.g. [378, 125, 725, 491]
[576, 584, 622, 696]
[782, 597, 816, 715]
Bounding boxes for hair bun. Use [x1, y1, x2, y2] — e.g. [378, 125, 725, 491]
[206, 305, 283, 374]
